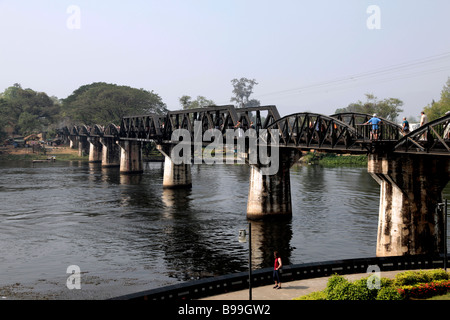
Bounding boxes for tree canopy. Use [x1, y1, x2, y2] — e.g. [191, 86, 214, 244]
[62, 82, 168, 126]
[423, 77, 450, 121]
[179, 95, 215, 109]
[230, 78, 260, 108]
[334, 93, 403, 122]
[0, 83, 61, 136]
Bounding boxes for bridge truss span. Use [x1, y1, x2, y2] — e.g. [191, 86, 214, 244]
[394, 113, 450, 156]
[119, 114, 164, 141]
[161, 105, 281, 142]
[263, 112, 367, 153]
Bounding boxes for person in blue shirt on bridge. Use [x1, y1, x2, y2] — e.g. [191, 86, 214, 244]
[365, 113, 382, 140]
[402, 117, 410, 135]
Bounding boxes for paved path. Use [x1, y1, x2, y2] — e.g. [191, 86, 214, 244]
[200, 270, 406, 300]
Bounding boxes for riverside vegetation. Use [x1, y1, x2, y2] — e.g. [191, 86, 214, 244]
[294, 269, 450, 300]
[300, 152, 368, 167]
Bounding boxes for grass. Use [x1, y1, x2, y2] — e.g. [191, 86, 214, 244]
[427, 292, 450, 300]
[301, 152, 368, 167]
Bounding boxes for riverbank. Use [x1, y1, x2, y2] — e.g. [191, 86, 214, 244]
[0, 146, 165, 162]
[0, 146, 87, 161]
[299, 152, 367, 166]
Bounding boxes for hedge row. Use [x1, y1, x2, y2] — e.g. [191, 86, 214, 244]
[398, 280, 450, 299]
[295, 269, 450, 300]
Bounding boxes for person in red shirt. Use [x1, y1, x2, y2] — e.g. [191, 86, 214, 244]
[273, 251, 282, 289]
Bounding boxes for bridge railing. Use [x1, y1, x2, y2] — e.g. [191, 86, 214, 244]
[331, 113, 402, 141]
[394, 113, 450, 155]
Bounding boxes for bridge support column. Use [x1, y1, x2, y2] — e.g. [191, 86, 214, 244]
[88, 137, 103, 163]
[78, 136, 89, 157]
[69, 136, 79, 149]
[100, 137, 120, 167]
[118, 140, 143, 174]
[157, 144, 192, 188]
[368, 153, 450, 257]
[247, 148, 301, 220]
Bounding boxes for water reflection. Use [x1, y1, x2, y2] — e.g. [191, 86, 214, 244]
[250, 219, 293, 267]
[162, 188, 192, 215]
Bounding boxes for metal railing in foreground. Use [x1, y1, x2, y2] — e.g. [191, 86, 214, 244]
[111, 254, 449, 300]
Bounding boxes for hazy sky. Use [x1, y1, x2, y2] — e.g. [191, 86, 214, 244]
[1, 0, 449, 120]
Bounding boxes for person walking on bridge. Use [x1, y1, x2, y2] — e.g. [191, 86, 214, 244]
[365, 114, 382, 140]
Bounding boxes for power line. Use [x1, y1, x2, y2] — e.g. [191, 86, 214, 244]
[252, 52, 450, 100]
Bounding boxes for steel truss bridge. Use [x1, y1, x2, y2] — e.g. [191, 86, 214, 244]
[58, 105, 450, 157]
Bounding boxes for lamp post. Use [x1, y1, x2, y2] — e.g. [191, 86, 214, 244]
[239, 222, 252, 300]
[438, 199, 448, 271]
[445, 199, 448, 271]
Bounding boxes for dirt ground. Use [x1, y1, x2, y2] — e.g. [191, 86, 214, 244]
[0, 145, 80, 157]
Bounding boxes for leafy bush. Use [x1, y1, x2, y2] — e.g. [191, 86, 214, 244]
[325, 274, 347, 294]
[325, 275, 378, 300]
[393, 269, 449, 287]
[294, 290, 327, 300]
[376, 287, 403, 300]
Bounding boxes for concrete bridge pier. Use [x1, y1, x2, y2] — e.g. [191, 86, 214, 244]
[157, 144, 192, 188]
[78, 136, 90, 157]
[118, 140, 143, 174]
[100, 137, 120, 167]
[368, 153, 450, 257]
[68, 136, 79, 149]
[87, 137, 103, 163]
[247, 148, 301, 220]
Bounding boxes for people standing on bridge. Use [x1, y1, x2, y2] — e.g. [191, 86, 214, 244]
[444, 111, 450, 139]
[273, 251, 282, 289]
[365, 114, 382, 140]
[420, 111, 428, 140]
[420, 111, 428, 126]
[402, 117, 410, 135]
[234, 121, 243, 138]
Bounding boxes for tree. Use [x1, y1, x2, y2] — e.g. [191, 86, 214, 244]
[0, 98, 9, 140]
[335, 93, 403, 122]
[17, 112, 41, 135]
[62, 82, 168, 125]
[230, 78, 260, 108]
[179, 95, 215, 110]
[423, 77, 450, 121]
[0, 83, 61, 135]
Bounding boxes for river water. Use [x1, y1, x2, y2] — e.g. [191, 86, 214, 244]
[0, 160, 448, 299]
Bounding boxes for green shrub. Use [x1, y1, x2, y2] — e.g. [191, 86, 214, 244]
[294, 290, 327, 300]
[325, 274, 347, 295]
[326, 276, 378, 300]
[427, 269, 450, 282]
[326, 279, 358, 300]
[393, 269, 449, 287]
[376, 287, 403, 300]
[352, 277, 379, 300]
